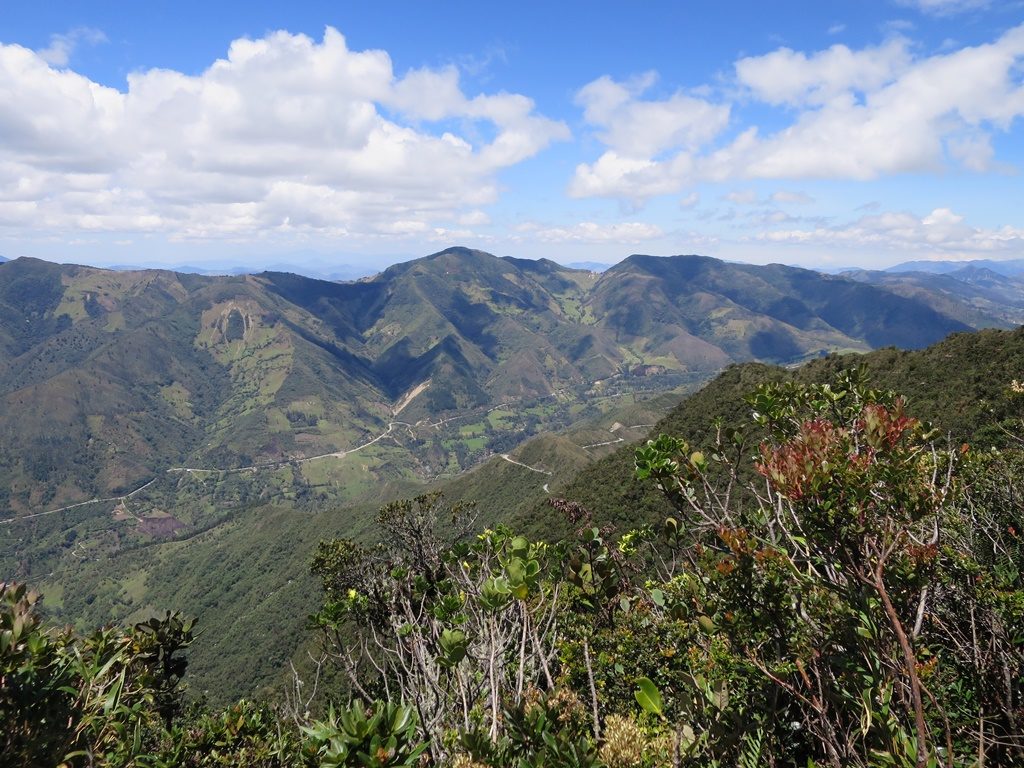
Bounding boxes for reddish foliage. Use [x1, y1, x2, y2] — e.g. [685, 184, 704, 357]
[857, 400, 918, 451]
[756, 403, 919, 502]
[755, 419, 845, 501]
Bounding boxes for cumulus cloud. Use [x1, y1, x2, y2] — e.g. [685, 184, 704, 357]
[36, 27, 107, 67]
[755, 206, 1024, 257]
[569, 73, 728, 200]
[569, 151, 697, 199]
[0, 27, 568, 238]
[896, 0, 991, 16]
[713, 25, 1024, 181]
[571, 24, 1024, 199]
[735, 38, 911, 107]
[575, 72, 730, 157]
[515, 220, 663, 244]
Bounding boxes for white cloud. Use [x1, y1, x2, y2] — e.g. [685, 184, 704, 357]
[458, 210, 491, 227]
[753, 209, 799, 225]
[755, 206, 1024, 257]
[569, 73, 728, 200]
[679, 191, 700, 209]
[715, 24, 1024, 181]
[0, 27, 567, 239]
[571, 24, 1024, 200]
[517, 220, 664, 244]
[946, 132, 995, 171]
[569, 150, 696, 200]
[771, 190, 815, 204]
[575, 73, 729, 157]
[896, 0, 991, 16]
[735, 38, 911, 107]
[725, 189, 759, 205]
[36, 27, 107, 67]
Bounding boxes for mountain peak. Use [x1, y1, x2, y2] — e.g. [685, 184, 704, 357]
[425, 246, 499, 262]
[607, 253, 721, 281]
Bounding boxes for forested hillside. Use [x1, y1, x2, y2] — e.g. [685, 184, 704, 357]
[525, 326, 1024, 539]
[1, 248, 996, 704]
[5, 324, 1023, 767]
[0, 249, 974, 519]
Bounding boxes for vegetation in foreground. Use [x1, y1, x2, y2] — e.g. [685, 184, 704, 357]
[3, 369, 1022, 766]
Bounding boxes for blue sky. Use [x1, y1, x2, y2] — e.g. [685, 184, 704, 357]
[1, 0, 1023, 274]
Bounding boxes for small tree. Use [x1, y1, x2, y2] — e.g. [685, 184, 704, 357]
[632, 369, 1024, 767]
[311, 494, 564, 761]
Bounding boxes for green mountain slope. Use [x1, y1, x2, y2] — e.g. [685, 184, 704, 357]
[590, 255, 971, 363]
[0, 248, 977, 520]
[10, 324, 1021, 703]
[0, 247, 1008, 700]
[844, 266, 1024, 329]
[9, 388, 683, 703]
[524, 326, 1024, 540]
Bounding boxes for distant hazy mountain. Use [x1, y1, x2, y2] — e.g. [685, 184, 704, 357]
[566, 260, 615, 272]
[886, 258, 1024, 277]
[0, 248, 976, 516]
[105, 261, 375, 281]
[845, 266, 1024, 328]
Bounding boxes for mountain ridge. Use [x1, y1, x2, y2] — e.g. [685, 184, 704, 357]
[886, 257, 1024, 277]
[0, 247, 981, 518]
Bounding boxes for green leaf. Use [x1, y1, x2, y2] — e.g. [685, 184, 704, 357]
[634, 676, 664, 717]
[697, 615, 717, 635]
[439, 628, 468, 667]
[709, 680, 729, 711]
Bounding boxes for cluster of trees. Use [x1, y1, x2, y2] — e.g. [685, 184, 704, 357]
[1, 581, 429, 767]
[3, 369, 1022, 766]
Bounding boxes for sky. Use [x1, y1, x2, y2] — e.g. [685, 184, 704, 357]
[1, 0, 1023, 275]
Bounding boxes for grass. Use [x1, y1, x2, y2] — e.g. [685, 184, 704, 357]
[119, 570, 150, 604]
[104, 311, 125, 332]
[159, 383, 195, 421]
[285, 397, 325, 419]
[487, 409, 515, 429]
[264, 408, 292, 433]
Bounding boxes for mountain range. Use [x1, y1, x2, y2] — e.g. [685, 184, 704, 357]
[886, 257, 1024, 277]
[0, 247, 982, 518]
[843, 265, 1024, 328]
[3, 245, 1023, 700]
[11, 320, 1021, 704]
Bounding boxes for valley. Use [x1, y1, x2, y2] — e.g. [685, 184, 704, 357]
[0, 246, 1015, 700]
[0, 247, 976, 521]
